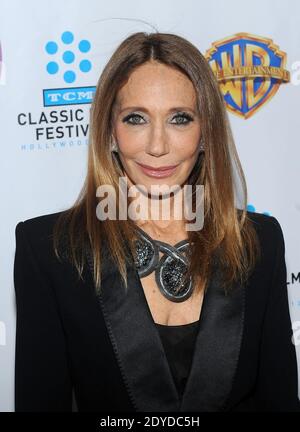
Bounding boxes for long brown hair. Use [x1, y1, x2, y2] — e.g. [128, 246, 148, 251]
[53, 31, 260, 296]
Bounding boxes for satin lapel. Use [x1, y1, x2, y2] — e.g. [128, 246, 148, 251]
[180, 264, 245, 411]
[87, 251, 245, 412]
[95, 256, 181, 412]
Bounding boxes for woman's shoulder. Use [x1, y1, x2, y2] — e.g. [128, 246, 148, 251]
[14, 210, 70, 262]
[14, 210, 78, 282]
[243, 210, 286, 281]
[15, 210, 66, 242]
[245, 210, 284, 245]
[235, 210, 286, 277]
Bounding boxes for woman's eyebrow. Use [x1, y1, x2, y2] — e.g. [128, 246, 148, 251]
[119, 106, 196, 114]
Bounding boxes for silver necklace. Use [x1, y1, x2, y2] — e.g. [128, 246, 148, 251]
[133, 225, 194, 303]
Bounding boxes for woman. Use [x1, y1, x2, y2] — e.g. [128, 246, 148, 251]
[14, 31, 300, 412]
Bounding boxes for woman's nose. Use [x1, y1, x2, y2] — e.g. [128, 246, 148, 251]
[145, 126, 170, 157]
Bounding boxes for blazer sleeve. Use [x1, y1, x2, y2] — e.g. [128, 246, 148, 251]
[254, 216, 300, 411]
[14, 221, 73, 412]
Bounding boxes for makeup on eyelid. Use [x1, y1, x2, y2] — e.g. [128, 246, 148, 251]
[122, 112, 194, 125]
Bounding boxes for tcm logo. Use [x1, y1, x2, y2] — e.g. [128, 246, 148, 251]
[205, 33, 290, 119]
[43, 31, 96, 107]
[42, 86, 95, 107]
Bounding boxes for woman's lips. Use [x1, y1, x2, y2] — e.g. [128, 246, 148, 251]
[136, 162, 179, 178]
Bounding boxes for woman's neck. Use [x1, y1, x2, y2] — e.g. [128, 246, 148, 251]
[135, 219, 188, 244]
[125, 174, 190, 241]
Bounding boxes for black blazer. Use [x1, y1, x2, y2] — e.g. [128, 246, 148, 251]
[13, 210, 300, 412]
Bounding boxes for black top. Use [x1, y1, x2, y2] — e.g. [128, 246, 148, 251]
[155, 319, 200, 397]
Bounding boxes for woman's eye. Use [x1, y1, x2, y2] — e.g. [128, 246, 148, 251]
[122, 112, 194, 126]
[171, 113, 193, 125]
[122, 114, 145, 125]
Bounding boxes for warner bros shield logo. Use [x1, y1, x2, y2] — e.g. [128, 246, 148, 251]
[205, 33, 290, 119]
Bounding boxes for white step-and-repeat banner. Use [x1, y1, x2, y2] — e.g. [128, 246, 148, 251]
[0, 0, 299, 411]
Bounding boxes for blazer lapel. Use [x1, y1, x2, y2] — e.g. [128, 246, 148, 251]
[86, 250, 245, 412]
[179, 264, 245, 411]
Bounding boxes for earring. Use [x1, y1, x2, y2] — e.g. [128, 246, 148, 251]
[199, 137, 205, 152]
[110, 136, 119, 153]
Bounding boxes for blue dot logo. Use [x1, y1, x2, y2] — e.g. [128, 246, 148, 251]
[247, 204, 256, 212]
[79, 59, 91, 73]
[46, 61, 59, 74]
[45, 41, 58, 55]
[63, 51, 75, 64]
[64, 70, 76, 84]
[45, 31, 92, 84]
[61, 31, 74, 44]
[247, 204, 271, 216]
[78, 40, 91, 53]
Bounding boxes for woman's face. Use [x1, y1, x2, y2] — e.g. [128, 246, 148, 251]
[112, 60, 202, 194]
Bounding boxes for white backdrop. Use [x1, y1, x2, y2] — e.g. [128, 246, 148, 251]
[0, 0, 299, 412]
